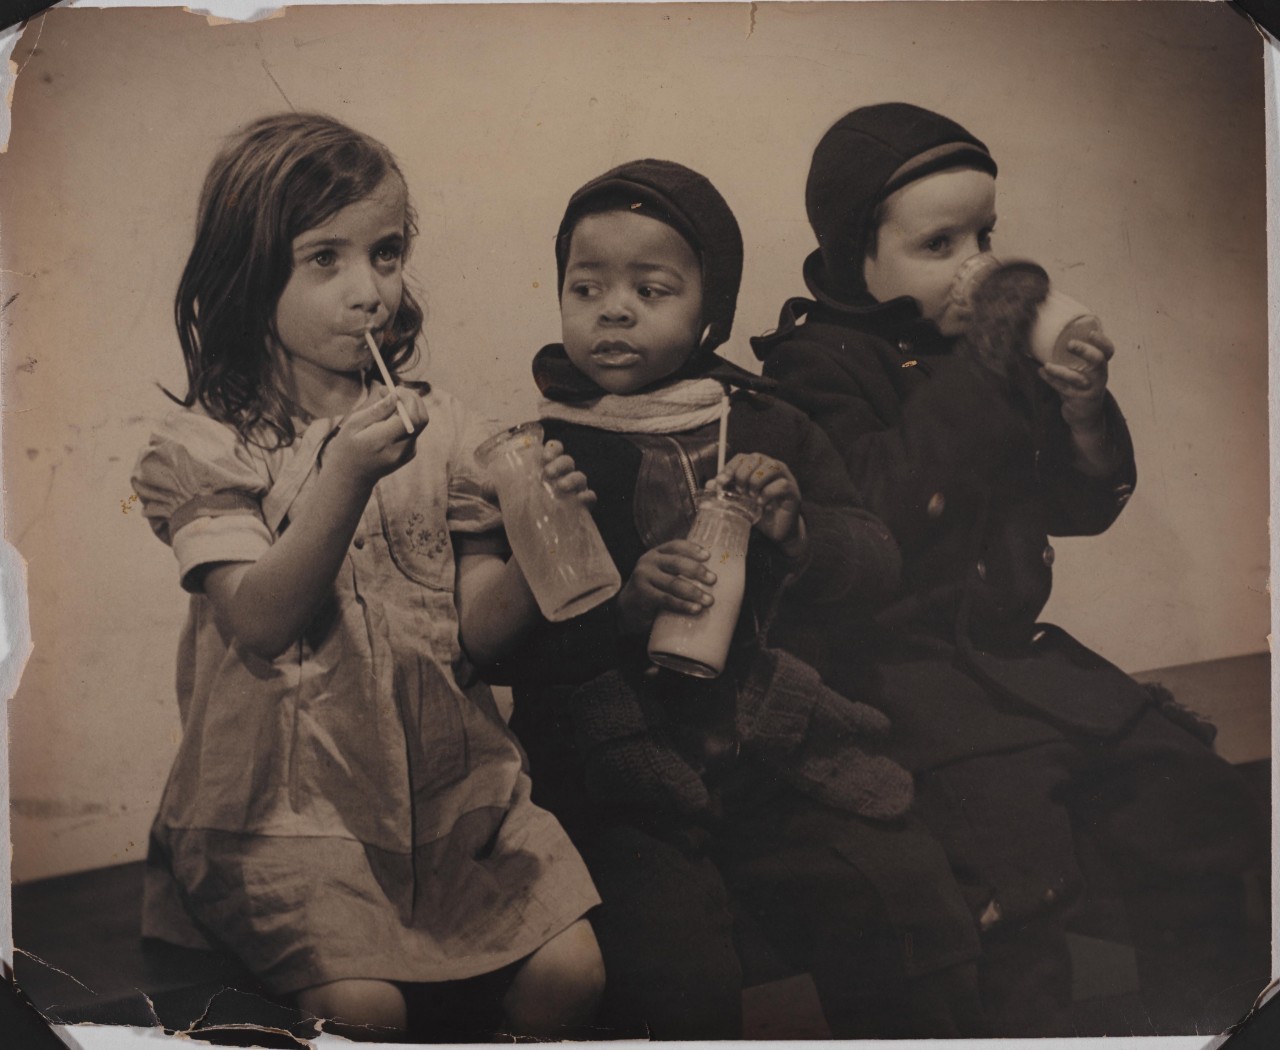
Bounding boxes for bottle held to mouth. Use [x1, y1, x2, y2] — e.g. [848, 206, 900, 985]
[475, 422, 621, 622]
[647, 488, 762, 679]
[1031, 294, 1104, 368]
[948, 253, 1106, 367]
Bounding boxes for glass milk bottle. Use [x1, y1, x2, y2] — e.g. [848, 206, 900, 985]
[648, 489, 762, 679]
[474, 422, 621, 622]
[948, 253, 1105, 367]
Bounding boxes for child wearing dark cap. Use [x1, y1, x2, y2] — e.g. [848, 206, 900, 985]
[486, 158, 984, 1040]
[752, 102, 1267, 1034]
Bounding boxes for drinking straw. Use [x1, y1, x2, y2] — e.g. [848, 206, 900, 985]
[716, 386, 730, 476]
[365, 329, 416, 434]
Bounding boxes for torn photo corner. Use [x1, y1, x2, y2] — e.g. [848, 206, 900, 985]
[1, 1, 1275, 1047]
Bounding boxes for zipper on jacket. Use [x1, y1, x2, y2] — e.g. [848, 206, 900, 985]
[663, 435, 701, 504]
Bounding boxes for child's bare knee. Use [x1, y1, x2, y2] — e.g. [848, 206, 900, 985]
[504, 919, 606, 1034]
[569, 927, 608, 1003]
[296, 978, 407, 1040]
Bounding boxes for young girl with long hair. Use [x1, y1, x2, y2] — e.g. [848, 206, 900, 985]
[132, 112, 603, 1041]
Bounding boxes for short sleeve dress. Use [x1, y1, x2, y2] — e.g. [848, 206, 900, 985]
[131, 386, 600, 994]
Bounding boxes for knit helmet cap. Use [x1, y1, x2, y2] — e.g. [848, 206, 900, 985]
[805, 103, 997, 304]
[555, 158, 744, 353]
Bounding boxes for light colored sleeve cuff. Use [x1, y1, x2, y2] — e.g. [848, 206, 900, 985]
[172, 513, 273, 592]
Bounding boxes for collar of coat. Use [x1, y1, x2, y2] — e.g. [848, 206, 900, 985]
[751, 249, 958, 365]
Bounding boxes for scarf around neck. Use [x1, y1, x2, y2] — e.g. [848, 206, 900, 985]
[540, 376, 729, 434]
[532, 342, 774, 434]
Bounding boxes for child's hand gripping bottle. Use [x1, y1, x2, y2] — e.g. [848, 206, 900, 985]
[475, 422, 621, 622]
[647, 488, 762, 679]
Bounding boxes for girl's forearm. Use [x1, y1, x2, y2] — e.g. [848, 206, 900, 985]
[456, 553, 542, 665]
[206, 465, 374, 659]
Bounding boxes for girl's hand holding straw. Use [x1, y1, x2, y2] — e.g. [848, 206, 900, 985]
[325, 390, 429, 489]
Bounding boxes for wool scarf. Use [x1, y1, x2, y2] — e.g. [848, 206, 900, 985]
[531, 342, 774, 434]
[539, 377, 728, 434]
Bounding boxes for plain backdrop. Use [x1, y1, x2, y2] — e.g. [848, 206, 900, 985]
[0, 2, 1268, 881]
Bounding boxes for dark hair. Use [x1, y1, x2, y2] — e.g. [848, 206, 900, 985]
[172, 112, 424, 448]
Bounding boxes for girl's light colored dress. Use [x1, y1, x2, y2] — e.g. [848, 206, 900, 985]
[131, 386, 599, 994]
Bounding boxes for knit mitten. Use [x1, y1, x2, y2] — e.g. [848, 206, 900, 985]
[957, 260, 1048, 392]
[779, 744, 915, 822]
[571, 669, 710, 815]
[737, 648, 913, 820]
[581, 733, 711, 816]
[736, 646, 892, 750]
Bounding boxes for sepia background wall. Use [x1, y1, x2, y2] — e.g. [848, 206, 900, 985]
[1, 2, 1267, 881]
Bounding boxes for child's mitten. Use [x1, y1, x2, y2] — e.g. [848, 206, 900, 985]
[957, 260, 1050, 388]
[736, 647, 914, 821]
[581, 733, 712, 816]
[571, 669, 711, 815]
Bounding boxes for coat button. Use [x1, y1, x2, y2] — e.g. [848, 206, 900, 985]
[897, 338, 913, 354]
[353, 536, 366, 550]
[976, 559, 987, 580]
[1042, 544, 1055, 567]
[1044, 887, 1057, 905]
[926, 492, 945, 518]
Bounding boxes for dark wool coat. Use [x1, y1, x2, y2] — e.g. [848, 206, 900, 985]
[487, 377, 990, 1004]
[752, 261, 1148, 772]
[490, 385, 903, 787]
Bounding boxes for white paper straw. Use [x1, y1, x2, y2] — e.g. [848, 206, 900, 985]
[365, 329, 416, 434]
[716, 387, 730, 476]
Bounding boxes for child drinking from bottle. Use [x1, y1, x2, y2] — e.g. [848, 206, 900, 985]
[131, 113, 603, 1042]
[752, 102, 1266, 1034]
[487, 159, 984, 1040]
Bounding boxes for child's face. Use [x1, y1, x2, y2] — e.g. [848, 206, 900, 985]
[273, 174, 408, 382]
[561, 210, 704, 395]
[862, 167, 997, 335]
